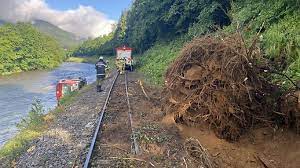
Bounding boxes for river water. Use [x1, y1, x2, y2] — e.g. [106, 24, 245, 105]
[0, 62, 96, 147]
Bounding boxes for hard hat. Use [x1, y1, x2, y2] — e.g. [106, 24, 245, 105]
[99, 56, 104, 60]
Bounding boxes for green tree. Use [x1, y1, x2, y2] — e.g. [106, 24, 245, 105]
[0, 23, 64, 75]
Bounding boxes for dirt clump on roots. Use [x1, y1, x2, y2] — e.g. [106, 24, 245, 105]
[281, 90, 300, 133]
[164, 35, 282, 141]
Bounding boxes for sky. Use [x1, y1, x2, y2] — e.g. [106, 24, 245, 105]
[46, 0, 132, 20]
[0, 0, 132, 38]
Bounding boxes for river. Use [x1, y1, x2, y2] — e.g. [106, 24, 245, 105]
[0, 62, 96, 147]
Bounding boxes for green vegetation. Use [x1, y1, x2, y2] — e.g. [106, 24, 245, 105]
[0, 92, 79, 163]
[71, 33, 114, 56]
[0, 23, 65, 75]
[71, 0, 230, 56]
[224, 0, 300, 87]
[32, 20, 84, 49]
[106, 0, 229, 55]
[0, 101, 46, 160]
[67, 56, 99, 64]
[58, 91, 79, 106]
[136, 0, 300, 87]
[137, 38, 184, 85]
[73, 0, 299, 88]
[67, 56, 115, 69]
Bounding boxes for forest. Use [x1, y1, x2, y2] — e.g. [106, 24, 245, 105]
[72, 0, 299, 88]
[0, 23, 64, 75]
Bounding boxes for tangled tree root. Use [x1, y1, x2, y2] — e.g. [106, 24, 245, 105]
[185, 138, 214, 168]
[164, 35, 282, 141]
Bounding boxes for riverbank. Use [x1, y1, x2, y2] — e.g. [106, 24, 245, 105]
[0, 62, 96, 150]
[2, 72, 113, 167]
[15, 79, 113, 168]
[0, 78, 111, 167]
[66, 56, 99, 64]
[0, 90, 79, 166]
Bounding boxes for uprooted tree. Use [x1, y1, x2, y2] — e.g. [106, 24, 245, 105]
[163, 35, 299, 141]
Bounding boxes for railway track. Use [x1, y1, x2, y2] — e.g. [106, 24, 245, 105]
[83, 71, 139, 168]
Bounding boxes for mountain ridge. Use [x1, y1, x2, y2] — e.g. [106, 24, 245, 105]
[0, 20, 6, 25]
[31, 20, 84, 49]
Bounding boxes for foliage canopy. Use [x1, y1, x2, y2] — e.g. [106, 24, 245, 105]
[0, 23, 64, 75]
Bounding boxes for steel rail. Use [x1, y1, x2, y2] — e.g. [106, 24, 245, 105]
[83, 72, 119, 168]
[124, 72, 139, 154]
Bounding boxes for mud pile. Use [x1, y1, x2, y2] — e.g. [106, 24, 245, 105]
[164, 35, 281, 141]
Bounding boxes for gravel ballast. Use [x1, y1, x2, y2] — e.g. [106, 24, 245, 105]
[15, 73, 116, 168]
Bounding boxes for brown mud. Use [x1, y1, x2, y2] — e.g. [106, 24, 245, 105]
[164, 116, 300, 168]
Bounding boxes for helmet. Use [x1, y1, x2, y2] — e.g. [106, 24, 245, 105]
[99, 56, 104, 60]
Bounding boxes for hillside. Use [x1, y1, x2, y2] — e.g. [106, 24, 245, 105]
[72, 0, 231, 56]
[0, 23, 65, 75]
[32, 20, 84, 49]
[71, 33, 113, 56]
[72, 0, 299, 88]
[137, 0, 300, 87]
[0, 20, 6, 25]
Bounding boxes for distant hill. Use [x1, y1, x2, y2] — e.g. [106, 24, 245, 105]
[0, 23, 64, 75]
[32, 20, 84, 49]
[0, 20, 6, 26]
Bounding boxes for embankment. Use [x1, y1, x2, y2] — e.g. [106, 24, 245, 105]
[0, 90, 81, 167]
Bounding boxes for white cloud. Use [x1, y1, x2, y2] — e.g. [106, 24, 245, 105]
[0, 0, 115, 38]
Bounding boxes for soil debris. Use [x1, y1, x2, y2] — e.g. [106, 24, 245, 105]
[164, 35, 283, 141]
[184, 138, 215, 168]
[281, 90, 300, 133]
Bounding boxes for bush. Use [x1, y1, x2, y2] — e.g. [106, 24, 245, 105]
[0, 100, 46, 160]
[17, 100, 46, 131]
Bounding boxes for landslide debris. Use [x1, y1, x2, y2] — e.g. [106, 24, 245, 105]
[163, 35, 285, 141]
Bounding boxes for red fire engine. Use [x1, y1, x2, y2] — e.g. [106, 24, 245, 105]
[116, 46, 133, 71]
[56, 78, 87, 104]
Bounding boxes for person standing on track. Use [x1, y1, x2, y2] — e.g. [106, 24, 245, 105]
[95, 56, 107, 92]
[116, 57, 125, 74]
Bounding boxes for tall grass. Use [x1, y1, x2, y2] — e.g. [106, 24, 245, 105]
[137, 38, 185, 85]
[0, 100, 46, 160]
[223, 0, 300, 87]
